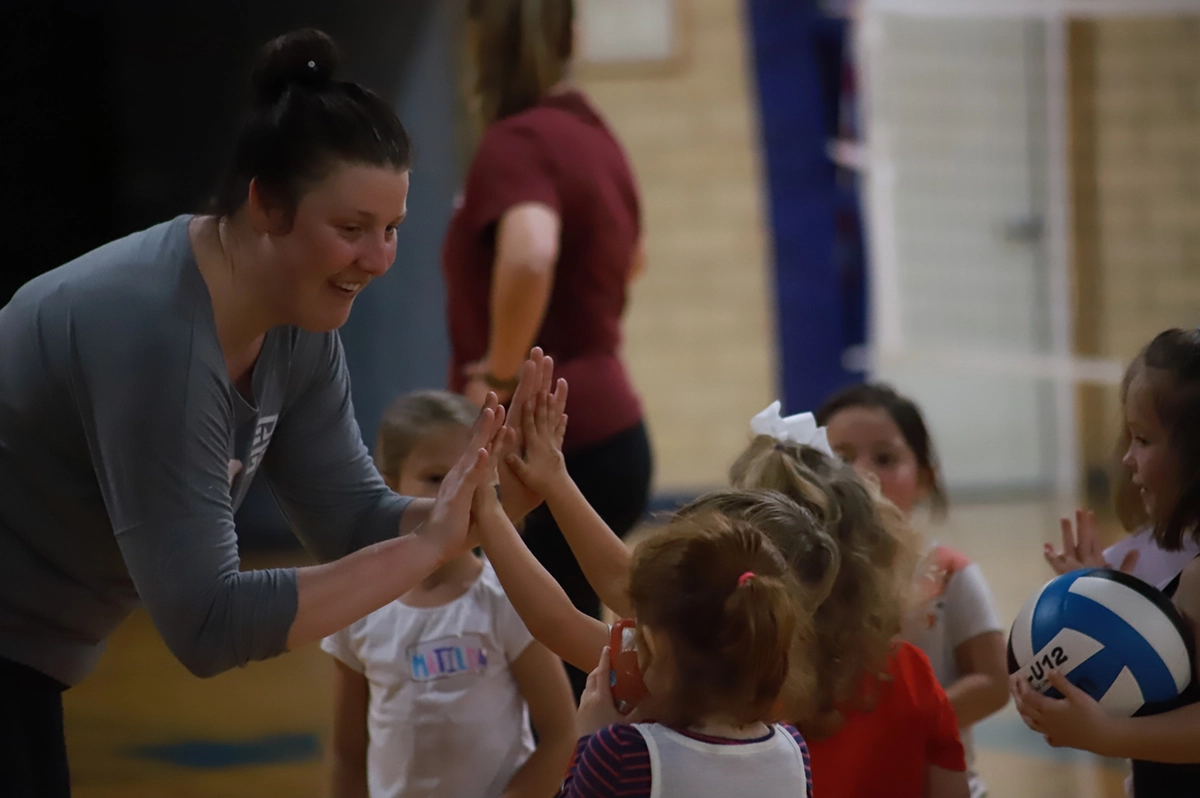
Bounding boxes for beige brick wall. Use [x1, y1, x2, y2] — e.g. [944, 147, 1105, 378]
[1094, 18, 1200, 357]
[577, 1, 775, 492]
[1086, 17, 1200, 440]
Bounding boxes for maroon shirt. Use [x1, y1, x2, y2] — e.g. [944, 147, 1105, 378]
[443, 91, 643, 452]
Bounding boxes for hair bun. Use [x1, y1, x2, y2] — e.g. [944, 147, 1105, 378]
[250, 29, 339, 107]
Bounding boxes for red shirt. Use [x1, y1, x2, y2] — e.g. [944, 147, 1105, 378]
[806, 642, 966, 798]
[442, 91, 643, 452]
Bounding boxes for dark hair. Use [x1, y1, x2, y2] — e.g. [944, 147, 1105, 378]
[1116, 328, 1200, 550]
[816, 383, 949, 518]
[212, 29, 413, 221]
[375, 391, 479, 480]
[466, 0, 574, 124]
[629, 514, 803, 728]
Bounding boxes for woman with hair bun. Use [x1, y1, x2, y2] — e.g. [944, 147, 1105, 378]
[0, 29, 522, 796]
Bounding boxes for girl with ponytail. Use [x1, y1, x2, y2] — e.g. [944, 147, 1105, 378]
[472, 385, 827, 797]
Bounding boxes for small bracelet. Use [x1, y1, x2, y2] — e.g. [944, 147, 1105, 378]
[483, 371, 520, 391]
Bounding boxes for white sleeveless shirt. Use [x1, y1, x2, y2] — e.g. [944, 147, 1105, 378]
[633, 723, 811, 798]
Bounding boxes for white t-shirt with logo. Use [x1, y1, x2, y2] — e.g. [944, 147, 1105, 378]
[321, 561, 536, 798]
[911, 545, 1003, 798]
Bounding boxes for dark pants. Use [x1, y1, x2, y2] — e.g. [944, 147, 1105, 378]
[0, 656, 71, 798]
[522, 422, 653, 701]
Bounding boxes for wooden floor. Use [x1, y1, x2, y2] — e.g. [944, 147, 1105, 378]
[65, 500, 1130, 797]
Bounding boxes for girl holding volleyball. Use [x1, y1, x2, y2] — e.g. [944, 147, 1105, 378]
[816, 384, 1009, 798]
[1014, 328, 1200, 796]
[471, 385, 820, 797]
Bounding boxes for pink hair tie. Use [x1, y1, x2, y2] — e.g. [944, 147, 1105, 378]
[738, 571, 756, 587]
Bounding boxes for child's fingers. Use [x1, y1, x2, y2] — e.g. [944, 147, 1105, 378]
[1059, 517, 1077, 562]
[1078, 509, 1099, 559]
[555, 414, 568, 446]
[1043, 543, 1067, 574]
[1045, 670, 1088, 704]
[594, 646, 612, 689]
[551, 377, 569, 417]
[536, 387, 553, 434]
[539, 354, 555, 395]
[521, 394, 538, 444]
[506, 360, 537, 425]
[505, 453, 534, 484]
[487, 425, 513, 462]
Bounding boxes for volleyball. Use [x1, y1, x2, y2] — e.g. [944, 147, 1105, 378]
[1007, 568, 1194, 717]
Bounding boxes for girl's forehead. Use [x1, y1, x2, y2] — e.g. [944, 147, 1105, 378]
[1125, 371, 1162, 422]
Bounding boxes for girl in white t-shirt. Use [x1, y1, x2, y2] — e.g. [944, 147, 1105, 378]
[817, 384, 1009, 798]
[322, 391, 575, 798]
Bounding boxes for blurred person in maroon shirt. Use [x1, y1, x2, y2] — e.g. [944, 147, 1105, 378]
[443, 0, 652, 699]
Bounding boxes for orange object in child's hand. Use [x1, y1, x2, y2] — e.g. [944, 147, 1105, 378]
[610, 619, 649, 714]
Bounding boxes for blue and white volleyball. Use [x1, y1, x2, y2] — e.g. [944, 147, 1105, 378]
[1007, 568, 1194, 717]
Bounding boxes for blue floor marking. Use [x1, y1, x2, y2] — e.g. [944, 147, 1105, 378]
[131, 732, 321, 769]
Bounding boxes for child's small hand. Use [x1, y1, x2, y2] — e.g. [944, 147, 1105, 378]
[576, 646, 623, 737]
[497, 350, 555, 522]
[1044, 509, 1139, 576]
[1011, 670, 1116, 756]
[505, 379, 569, 499]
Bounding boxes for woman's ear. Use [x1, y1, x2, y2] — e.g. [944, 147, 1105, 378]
[246, 177, 291, 236]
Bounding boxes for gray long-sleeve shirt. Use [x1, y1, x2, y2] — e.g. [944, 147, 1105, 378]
[0, 215, 411, 685]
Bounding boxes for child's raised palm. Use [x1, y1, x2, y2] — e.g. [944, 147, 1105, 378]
[506, 380, 569, 497]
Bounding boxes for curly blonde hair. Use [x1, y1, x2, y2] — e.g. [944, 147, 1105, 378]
[729, 435, 920, 738]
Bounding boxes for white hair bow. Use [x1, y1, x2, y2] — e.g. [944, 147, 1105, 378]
[749, 401, 834, 458]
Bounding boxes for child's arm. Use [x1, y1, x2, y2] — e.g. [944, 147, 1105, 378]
[475, 475, 609, 673]
[941, 564, 1009, 725]
[1014, 558, 1200, 761]
[945, 632, 1009, 726]
[503, 641, 577, 798]
[923, 766, 970, 798]
[329, 659, 370, 798]
[920, 645, 970, 798]
[506, 384, 635, 618]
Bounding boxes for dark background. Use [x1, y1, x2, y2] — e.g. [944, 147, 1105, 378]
[1, 0, 468, 547]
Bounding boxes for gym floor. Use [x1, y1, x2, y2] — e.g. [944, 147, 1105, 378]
[65, 500, 1129, 798]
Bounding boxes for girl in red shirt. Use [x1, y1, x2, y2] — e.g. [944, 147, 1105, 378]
[729, 415, 969, 798]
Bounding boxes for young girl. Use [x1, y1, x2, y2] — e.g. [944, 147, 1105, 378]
[1013, 328, 1200, 797]
[475, 492, 815, 796]
[728, 420, 969, 798]
[321, 391, 575, 798]
[491, 385, 965, 797]
[816, 384, 1008, 798]
[472, 387, 826, 796]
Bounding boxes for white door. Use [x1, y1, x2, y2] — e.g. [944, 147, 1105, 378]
[860, 13, 1059, 494]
